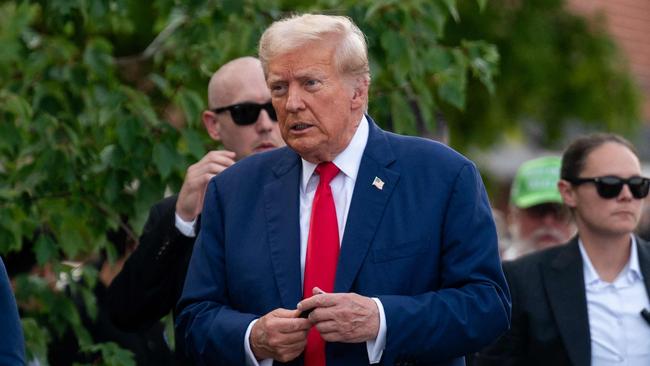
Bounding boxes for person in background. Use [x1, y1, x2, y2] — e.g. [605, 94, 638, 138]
[107, 56, 283, 359]
[0, 256, 25, 365]
[475, 133, 650, 365]
[176, 13, 510, 366]
[502, 156, 575, 260]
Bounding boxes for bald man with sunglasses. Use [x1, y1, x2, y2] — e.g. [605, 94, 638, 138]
[107, 57, 284, 359]
[475, 133, 650, 365]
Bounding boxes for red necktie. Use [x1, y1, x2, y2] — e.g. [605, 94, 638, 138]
[303, 162, 340, 366]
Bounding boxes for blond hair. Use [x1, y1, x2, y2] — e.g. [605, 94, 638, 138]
[258, 14, 370, 83]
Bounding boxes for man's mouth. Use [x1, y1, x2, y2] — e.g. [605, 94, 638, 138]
[255, 142, 276, 151]
[290, 123, 313, 131]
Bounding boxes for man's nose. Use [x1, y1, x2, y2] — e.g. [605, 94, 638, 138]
[285, 86, 305, 112]
[541, 212, 560, 225]
[255, 110, 275, 132]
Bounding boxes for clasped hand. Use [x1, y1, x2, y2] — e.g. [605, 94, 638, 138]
[250, 288, 380, 362]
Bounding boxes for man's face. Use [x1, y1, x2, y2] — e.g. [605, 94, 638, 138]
[561, 142, 645, 238]
[510, 203, 574, 251]
[204, 61, 284, 160]
[266, 38, 366, 163]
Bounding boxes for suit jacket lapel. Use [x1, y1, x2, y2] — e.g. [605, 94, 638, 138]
[637, 236, 650, 301]
[264, 148, 303, 309]
[541, 238, 591, 366]
[335, 118, 400, 293]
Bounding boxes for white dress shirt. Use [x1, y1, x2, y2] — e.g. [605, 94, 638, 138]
[175, 213, 196, 237]
[579, 236, 650, 366]
[245, 116, 387, 365]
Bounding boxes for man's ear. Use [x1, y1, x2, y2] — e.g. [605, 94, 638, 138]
[350, 77, 369, 110]
[202, 110, 221, 141]
[558, 180, 576, 208]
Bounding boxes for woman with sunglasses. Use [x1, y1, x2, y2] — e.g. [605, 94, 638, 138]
[475, 133, 650, 365]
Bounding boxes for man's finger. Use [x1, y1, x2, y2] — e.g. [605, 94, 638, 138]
[276, 319, 311, 334]
[313, 319, 338, 335]
[273, 308, 302, 318]
[298, 292, 336, 312]
[203, 150, 236, 163]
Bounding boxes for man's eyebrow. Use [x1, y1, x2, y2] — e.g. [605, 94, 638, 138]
[266, 75, 285, 84]
[294, 69, 327, 79]
[266, 68, 328, 84]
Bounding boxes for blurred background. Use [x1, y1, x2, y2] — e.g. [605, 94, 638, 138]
[1, 0, 648, 364]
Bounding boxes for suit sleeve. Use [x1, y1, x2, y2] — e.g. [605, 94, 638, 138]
[378, 162, 511, 363]
[175, 179, 257, 365]
[107, 196, 195, 332]
[0, 257, 25, 365]
[472, 261, 527, 365]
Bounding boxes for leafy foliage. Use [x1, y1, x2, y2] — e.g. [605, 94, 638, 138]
[444, 0, 642, 150]
[0, 0, 639, 363]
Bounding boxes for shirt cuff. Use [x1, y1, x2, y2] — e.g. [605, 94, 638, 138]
[174, 212, 197, 237]
[366, 297, 386, 364]
[244, 319, 273, 366]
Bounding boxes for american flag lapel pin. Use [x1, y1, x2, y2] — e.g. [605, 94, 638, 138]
[372, 176, 384, 190]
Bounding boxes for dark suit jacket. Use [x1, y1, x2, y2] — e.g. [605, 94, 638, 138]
[474, 236, 650, 366]
[0, 256, 24, 365]
[107, 195, 195, 331]
[176, 117, 511, 366]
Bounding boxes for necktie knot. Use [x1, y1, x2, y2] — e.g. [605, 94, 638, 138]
[315, 162, 340, 186]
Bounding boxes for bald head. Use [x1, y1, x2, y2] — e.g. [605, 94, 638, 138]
[201, 56, 284, 160]
[207, 57, 265, 109]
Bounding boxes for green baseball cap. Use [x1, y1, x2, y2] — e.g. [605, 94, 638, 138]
[510, 156, 563, 208]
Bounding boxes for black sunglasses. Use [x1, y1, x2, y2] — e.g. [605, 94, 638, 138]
[567, 175, 650, 199]
[211, 101, 277, 126]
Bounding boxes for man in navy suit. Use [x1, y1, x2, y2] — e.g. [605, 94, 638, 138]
[176, 14, 510, 366]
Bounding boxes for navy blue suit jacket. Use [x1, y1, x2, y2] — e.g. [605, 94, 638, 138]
[176, 118, 511, 365]
[0, 256, 25, 365]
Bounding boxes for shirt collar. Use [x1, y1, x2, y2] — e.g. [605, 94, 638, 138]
[300, 115, 369, 192]
[579, 234, 643, 286]
[629, 235, 643, 281]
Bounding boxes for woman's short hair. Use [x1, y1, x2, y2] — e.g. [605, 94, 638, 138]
[258, 14, 370, 83]
[560, 133, 638, 181]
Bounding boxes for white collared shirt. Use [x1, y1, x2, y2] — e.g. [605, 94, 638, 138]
[245, 116, 387, 366]
[579, 236, 650, 366]
[298, 115, 369, 283]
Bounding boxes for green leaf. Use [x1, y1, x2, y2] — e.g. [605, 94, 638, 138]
[364, 0, 399, 21]
[182, 128, 207, 160]
[85, 342, 136, 366]
[34, 234, 59, 265]
[436, 50, 467, 109]
[3, 93, 33, 121]
[443, 0, 460, 22]
[83, 38, 114, 79]
[476, 0, 487, 12]
[116, 117, 140, 151]
[22, 317, 50, 364]
[463, 40, 499, 94]
[149, 73, 173, 97]
[80, 285, 98, 321]
[389, 91, 416, 135]
[380, 30, 408, 84]
[176, 88, 205, 128]
[152, 142, 178, 179]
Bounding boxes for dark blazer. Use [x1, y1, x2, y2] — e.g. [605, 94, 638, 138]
[474, 236, 650, 366]
[107, 195, 195, 331]
[0, 256, 25, 365]
[176, 117, 511, 366]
